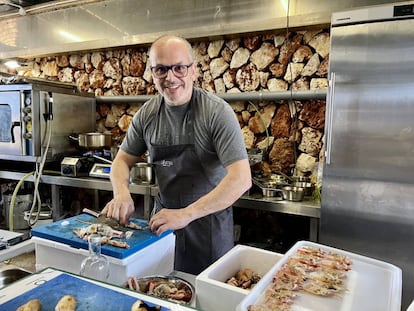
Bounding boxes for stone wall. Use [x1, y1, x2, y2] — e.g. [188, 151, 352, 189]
[23, 28, 329, 176]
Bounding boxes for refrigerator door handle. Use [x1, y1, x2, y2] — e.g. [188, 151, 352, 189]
[325, 71, 335, 165]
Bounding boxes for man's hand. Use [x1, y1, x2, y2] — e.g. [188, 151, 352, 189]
[101, 193, 135, 225]
[149, 208, 193, 236]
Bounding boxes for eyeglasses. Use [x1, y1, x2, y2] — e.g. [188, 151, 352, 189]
[150, 63, 193, 79]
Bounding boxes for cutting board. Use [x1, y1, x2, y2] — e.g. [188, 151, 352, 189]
[0, 273, 169, 311]
[31, 214, 171, 259]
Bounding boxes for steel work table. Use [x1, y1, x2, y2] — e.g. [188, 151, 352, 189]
[0, 170, 320, 241]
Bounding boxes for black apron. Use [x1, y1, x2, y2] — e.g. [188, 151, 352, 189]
[148, 99, 234, 275]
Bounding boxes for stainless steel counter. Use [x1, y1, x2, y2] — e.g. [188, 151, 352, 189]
[0, 171, 320, 240]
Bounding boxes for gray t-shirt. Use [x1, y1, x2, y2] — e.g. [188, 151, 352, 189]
[121, 87, 248, 186]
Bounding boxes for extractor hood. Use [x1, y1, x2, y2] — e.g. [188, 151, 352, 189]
[0, 0, 409, 60]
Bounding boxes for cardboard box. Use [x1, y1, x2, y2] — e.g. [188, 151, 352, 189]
[195, 244, 283, 311]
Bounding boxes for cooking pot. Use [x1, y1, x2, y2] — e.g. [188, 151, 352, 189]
[70, 132, 113, 148]
[130, 162, 154, 184]
[281, 186, 305, 202]
[292, 182, 314, 196]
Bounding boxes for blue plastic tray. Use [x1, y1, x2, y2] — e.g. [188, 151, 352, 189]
[0, 272, 169, 311]
[31, 214, 171, 259]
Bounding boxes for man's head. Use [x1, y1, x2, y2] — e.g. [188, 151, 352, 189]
[149, 35, 196, 106]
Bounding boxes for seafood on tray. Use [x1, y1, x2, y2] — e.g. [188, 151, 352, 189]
[127, 276, 193, 304]
[226, 268, 261, 289]
[248, 245, 353, 311]
[73, 223, 130, 248]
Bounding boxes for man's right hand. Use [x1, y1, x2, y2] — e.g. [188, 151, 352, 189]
[101, 193, 135, 225]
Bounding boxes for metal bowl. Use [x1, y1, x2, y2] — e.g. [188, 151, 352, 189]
[292, 182, 314, 196]
[282, 186, 305, 202]
[261, 187, 283, 198]
[126, 275, 195, 305]
[291, 176, 311, 183]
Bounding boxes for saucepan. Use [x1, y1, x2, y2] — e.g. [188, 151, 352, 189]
[130, 162, 154, 184]
[69, 132, 113, 148]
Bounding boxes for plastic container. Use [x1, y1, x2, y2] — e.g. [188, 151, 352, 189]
[3, 194, 32, 230]
[238, 240, 402, 311]
[196, 244, 283, 311]
[31, 214, 176, 287]
[32, 233, 175, 286]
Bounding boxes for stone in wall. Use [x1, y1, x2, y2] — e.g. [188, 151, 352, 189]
[269, 138, 295, 174]
[122, 77, 147, 95]
[23, 28, 329, 176]
[248, 103, 276, 134]
[91, 52, 105, 70]
[130, 51, 146, 77]
[296, 153, 317, 174]
[242, 126, 255, 149]
[58, 68, 74, 83]
[271, 104, 291, 138]
[310, 78, 328, 90]
[221, 46, 233, 63]
[301, 54, 320, 77]
[309, 32, 330, 58]
[250, 42, 279, 71]
[41, 60, 59, 77]
[74, 71, 90, 92]
[210, 58, 229, 79]
[299, 127, 323, 157]
[299, 100, 326, 130]
[56, 55, 69, 67]
[230, 47, 250, 69]
[89, 69, 105, 89]
[103, 58, 122, 81]
[278, 33, 303, 65]
[118, 114, 132, 132]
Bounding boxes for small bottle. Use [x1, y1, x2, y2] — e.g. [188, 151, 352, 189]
[80, 234, 110, 282]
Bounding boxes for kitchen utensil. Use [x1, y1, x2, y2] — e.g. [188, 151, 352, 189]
[82, 208, 124, 230]
[127, 275, 195, 305]
[261, 187, 283, 198]
[291, 176, 311, 183]
[281, 186, 304, 202]
[130, 162, 153, 184]
[292, 182, 314, 196]
[69, 132, 113, 148]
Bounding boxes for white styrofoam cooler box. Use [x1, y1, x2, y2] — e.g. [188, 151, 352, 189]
[237, 241, 402, 311]
[32, 233, 175, 286]
[195, 244, 283, 311]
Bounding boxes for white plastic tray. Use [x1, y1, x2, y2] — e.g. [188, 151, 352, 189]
[238, 240, 402, 311]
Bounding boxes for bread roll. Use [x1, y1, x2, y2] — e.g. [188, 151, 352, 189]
[16, 299, 41, 311]
[55, 295, 77, 311]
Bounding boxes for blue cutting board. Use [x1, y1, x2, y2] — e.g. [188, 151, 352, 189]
[0, 272, 169, 311]
[31, 214, 172, 259]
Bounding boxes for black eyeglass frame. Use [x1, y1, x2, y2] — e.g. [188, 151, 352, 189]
[150, 63, 194, 78]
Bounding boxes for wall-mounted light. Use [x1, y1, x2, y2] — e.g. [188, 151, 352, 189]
[4, 60, 20, 69]
[2, 59, 28, 69]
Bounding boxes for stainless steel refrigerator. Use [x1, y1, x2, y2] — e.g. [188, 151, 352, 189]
[320, 2, 414, 309]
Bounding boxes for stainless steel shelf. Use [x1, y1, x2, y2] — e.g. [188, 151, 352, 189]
[0, 170, 320, 240]
[0, 171, 148, 195]
[235, 195, 320, 219]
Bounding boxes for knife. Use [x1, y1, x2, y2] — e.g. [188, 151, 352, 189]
[82, 208, 125, 230]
